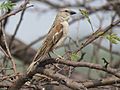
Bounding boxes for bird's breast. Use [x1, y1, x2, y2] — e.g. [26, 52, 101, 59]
[54, 21, 69, 48]
[61, 21, 69, 35]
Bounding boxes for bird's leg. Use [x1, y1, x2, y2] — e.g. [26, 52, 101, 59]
[51, 51, 65, 72]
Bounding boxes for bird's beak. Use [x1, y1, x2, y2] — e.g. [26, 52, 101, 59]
[70, 11, 76, 15]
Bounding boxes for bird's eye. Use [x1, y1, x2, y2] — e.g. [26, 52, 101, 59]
[65, 10, 68, 12]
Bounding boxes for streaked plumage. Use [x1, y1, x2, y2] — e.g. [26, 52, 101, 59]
[27, 8, 76, 73]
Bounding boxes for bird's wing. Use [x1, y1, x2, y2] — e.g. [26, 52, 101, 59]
[32, 23, 63, 62]
[43, 23, 63, 49]
[27, 23, 64, 73]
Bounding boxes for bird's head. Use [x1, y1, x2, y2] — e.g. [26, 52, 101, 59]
[57, 8, 76, 21]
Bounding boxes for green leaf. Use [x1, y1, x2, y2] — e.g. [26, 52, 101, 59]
[70, 53, 80, 61]
[96, 31, 104, 36]
[0, 0, 15, 11]
[106, 33, 120, 44]
[79, 9, 94, 32]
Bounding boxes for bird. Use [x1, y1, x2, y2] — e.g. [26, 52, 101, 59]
[27, 8, 76, 73]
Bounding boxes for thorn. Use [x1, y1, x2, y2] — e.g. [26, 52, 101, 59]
[102, 58, 109, 68]
[79, 52, 86, 61]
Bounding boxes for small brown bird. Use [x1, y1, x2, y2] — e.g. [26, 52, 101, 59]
[27, 8, 76, 73]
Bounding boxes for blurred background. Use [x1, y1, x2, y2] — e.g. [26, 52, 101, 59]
[0, 0, 120, 89]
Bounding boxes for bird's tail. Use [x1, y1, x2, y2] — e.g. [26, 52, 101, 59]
[27, 43, 51, 74]
[32, 43, 50, 62]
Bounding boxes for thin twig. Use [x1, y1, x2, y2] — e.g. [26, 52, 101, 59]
[0, 1, 33, 22]
[76, 19, 120, 53]
[9, 5, 27, 49]
[0, 23, 17, 74]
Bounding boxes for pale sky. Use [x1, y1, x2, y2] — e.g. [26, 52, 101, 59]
[0, 0, 119, 51]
